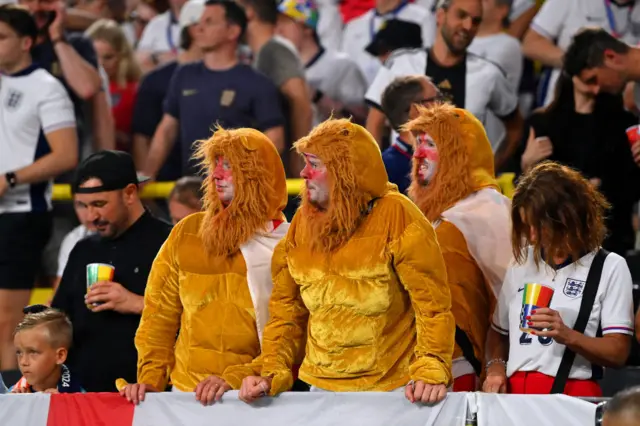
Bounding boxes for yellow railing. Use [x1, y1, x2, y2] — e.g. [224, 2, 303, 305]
[51, 179, 306, 200]
[51, 175, 516, 201]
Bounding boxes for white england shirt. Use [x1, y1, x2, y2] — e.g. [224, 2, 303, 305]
[365, 48, 518, 150]
[531, 0, 640, 105]
[340, 2, 436, 84]
[469, 33, 523, 151]
[136, 11, 181, 54]
[306, 48, 368, 125]
[492, 248, 635, 380]
[0, 65, 76, 214]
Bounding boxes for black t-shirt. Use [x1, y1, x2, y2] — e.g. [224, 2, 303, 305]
[52, 211, 172, 392]
[131, 61, 183, 181]
[426, 51, 467, 108]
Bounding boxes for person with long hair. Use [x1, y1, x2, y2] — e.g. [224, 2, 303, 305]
[224, 119, 455, 404]
[404, 103, 512, 392]
[483, 162, 635, 397]
[518, 73, 640, 255]
[86, 19, 142, 152]
[119, 128, 289, 405]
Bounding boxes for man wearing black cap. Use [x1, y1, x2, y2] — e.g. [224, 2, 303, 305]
[51, 150, 172, 392]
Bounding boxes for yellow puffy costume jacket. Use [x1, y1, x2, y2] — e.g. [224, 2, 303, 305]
[134, 128, 288, 392]
[225, 119, 455, 393]
[405, 105, 512, 377]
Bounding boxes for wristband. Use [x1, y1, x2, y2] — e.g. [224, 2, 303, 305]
[5, 172, 17, 188]
[485, 358, 507, 370]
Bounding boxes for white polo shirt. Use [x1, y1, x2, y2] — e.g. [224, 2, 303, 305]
[340, 2, 436, 84]
[136, 11, 181, 54]
[469, 33, 523, 151]
[306, 48, 368, 125]
[492, 248, 635, 380]
[531, 0, 640, 105]
[0, 65, 76, 214]
[365, 48, 518, 149]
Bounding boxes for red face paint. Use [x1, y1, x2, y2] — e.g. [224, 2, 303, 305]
[413, 133, 439, 185]
[301, 154, 328, 182]
[414, 133, 439, 162]
[213, 156, 234, 205]
[213, 157, 232, 182]
[300, 153, 329, 208]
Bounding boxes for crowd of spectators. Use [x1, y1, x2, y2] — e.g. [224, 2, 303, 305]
[1, 0, 640, 417]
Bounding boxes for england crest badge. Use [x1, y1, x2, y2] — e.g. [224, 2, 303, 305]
[563, 278, 585, 299]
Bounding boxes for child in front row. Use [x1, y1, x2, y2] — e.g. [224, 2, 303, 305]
[10, 308, 84, 393]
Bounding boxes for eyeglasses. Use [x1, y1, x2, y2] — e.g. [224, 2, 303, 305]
[419, 93, 446, 105]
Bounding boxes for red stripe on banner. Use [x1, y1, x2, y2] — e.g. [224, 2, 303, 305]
[47, 393, 134, 426]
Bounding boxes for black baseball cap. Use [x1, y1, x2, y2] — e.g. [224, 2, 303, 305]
[72, 150, 150, 194]
[365, 19, 423, 57]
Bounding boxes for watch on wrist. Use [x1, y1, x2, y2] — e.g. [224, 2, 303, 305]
[5, 172, 17, 188]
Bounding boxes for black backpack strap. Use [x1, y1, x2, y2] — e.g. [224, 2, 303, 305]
[550, 249, 610, 394]
[455, 326, 482, 377]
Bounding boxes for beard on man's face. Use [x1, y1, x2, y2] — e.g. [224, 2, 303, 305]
[32, 11, 54, 35]
[441, 24, 471, 56]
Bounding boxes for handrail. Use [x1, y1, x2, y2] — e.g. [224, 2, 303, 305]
[51, 173, 516, 201]
[51, 179, 306, 200]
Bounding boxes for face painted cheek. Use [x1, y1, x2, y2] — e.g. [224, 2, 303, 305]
[423, 147, 439, 163]
[305, 165, 328, 185]
[213, 161, 232, 183]
[414, 145, 428, 159]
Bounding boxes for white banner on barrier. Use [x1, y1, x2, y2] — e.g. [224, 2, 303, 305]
[474, 393, 597, 426]
[133, 391, 470, 426]
[0, 392, 600, 425]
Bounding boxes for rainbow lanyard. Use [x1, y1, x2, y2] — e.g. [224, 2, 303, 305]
[604, 0, 633, 39]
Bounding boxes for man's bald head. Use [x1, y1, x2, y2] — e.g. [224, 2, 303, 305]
[603, 387, 640, 426]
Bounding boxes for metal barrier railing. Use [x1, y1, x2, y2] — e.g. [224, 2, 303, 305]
[50, 173, 516, 201]
[51, 180, 306, 200]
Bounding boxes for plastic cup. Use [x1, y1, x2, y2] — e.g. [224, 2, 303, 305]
[626, 125, 640, 148]
[519, 283, 554, 334]
[86, 263, 114, 307]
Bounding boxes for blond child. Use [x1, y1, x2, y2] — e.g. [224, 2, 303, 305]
[10, 309, 84, 393]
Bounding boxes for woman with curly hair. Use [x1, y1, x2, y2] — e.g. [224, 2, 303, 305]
[483, 161, 635, 397]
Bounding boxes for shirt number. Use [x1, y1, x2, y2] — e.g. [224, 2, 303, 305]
[519, 331, 553, 346]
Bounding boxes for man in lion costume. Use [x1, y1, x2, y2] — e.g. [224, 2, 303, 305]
[406, 103, 512, 391]
[224, 118, 455, 404]
[120, 128, 289, 405]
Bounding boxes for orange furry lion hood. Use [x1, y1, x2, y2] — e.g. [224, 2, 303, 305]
[294, 118, 396, 252]
[404, 104, 498, 222]
[194, 127, 287, 255]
